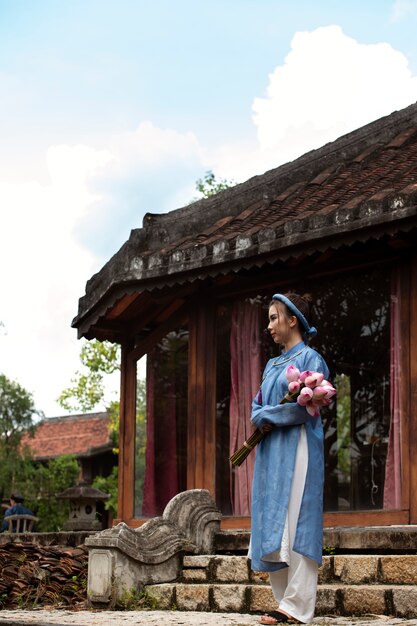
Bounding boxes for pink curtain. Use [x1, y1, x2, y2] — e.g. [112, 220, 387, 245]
[383, 270, 402, 509]
[142, 352, 178, 517]
[229, 300, 262, 515]
[142, 359, 156, 516]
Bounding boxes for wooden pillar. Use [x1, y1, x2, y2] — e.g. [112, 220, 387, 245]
[117, 340, 136, 523]
[187, 299, 217, 496]
[409, 255, 417, 522]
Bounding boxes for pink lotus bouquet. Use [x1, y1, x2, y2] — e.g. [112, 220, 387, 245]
[230, 365, 336, 467]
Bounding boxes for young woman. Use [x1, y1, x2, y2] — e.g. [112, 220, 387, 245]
[249, 292, 330, 625]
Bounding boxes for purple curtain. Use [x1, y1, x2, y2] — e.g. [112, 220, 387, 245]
[383, 270, 402, 509]
[229, 300, 262, 515]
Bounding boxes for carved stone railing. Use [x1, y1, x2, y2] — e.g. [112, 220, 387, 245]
[86, 489, 221, 604]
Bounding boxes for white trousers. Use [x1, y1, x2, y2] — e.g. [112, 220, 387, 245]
[269, 426, 318, 624]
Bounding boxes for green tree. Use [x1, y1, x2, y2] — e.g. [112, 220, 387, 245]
[14, 455, 81, 532]
[0, 373, 40, 501]
[57, 339, 120, 412]
[0, 374, 80, 530]
[58, 339, 121, 516]
[194, 170, 235, 200]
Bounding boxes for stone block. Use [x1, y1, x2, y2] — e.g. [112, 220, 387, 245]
[380, 555, 417, 584]
[318, 556, 333, 583]
[316, 585, 338, 615]
[342, 586, 386, 615]
[86, 489, 221, 605]
[182, 568, 208, 582]
[214, 530, 250, 552]
[250, 569, 269, 584]
[87, 549, 114, 603]
[212, 584, 246, 612]
[250, 585, 277, 613]
[175, 583, 210, 611]
[144, 584, 175, 610]
[334, 556, 378, 583]
[214, 556, 249, 583]
[182, 555, 211, 568]
[392, 585, 417, 618]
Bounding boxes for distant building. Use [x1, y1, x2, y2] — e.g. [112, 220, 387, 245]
[21, 412, 116, 483]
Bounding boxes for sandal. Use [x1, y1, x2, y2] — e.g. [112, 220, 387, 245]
[259, 611, 291, 624]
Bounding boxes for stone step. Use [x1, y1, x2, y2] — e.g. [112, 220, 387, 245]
[182, 554, 417, 586]
[215, 526, 417, 554]
[144, 582, 417, 618]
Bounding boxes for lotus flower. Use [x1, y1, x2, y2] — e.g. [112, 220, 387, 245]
[306, 401, 321, 417]
[312, 386, 327, 400]
[297, 387, 314, 406]
[288, 380, 301, 394]
[230, 364, 337, 467]
[321, 397, 332, 407]
[324, 386, 337, 399]
[286, 365, 301, 382]
[299, 370, 313, 383]
[304, 372, 324, 388]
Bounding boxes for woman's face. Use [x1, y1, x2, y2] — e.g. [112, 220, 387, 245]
[268, 303, 297, 345]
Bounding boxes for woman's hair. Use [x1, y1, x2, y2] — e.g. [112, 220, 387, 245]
[270, 292, 314, 327]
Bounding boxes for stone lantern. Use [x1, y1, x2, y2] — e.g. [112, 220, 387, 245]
[57, 481, 110, 531]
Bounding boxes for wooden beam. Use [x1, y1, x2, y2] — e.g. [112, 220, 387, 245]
[106, 292, 141, 319]
[409, 254, 417, 522]
[324, 509, 409, 527]
[187, 298, 217, 496]
[128, 302, 189, 363]
[399, 263, 410, 515]
[118, 340, 136, 522]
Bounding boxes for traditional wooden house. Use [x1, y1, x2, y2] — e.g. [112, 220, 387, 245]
[72, 102, 417, 531]
[21, 412, 115, 483]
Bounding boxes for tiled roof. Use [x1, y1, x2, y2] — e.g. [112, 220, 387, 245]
[73, 102, 417, 335]
[21, 412, 112, 460]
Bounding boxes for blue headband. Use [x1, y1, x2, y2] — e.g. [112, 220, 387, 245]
[272, 293, 317, 337]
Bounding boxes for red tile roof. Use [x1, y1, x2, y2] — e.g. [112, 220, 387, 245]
[21, 412, 112, 460]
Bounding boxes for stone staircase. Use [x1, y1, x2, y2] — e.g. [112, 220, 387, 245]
[145, 528, 417, 619]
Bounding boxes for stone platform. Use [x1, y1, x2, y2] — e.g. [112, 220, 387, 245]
[215, 526, 417, 553]
[144, 554, 417, 618]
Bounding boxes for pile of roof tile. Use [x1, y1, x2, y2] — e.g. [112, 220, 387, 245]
[0, 541, 88, 608]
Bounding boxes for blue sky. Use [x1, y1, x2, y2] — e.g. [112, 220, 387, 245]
[1, 0, 417, 415]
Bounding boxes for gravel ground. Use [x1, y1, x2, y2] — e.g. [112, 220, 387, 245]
[0, 611, 416, 626]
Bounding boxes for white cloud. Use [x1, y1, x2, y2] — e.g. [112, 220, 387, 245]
[253, 25, 417, 166]
[214, 25, 417, 180]
[0, 145, 112, 416]
[75, 121, 209, 257]
[0, 126, 208, 416]
[391, 0, 417, 20]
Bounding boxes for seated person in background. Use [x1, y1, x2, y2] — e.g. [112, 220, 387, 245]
[0, 492, 35, 532]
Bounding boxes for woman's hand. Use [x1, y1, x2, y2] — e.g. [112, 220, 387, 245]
[261, 423, 273, 433]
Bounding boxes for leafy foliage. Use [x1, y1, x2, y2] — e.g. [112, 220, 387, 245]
[194, 170, 235, 200]
[57, 339, 120, 412]
[14, 455, 81, 532]
[0, 373, 40, 501]
[0, 373, 38, 452]
[92, 465, 118, 518]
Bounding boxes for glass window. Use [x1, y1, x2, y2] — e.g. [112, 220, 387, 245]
[218, 266, 396, 515]
[312, 270, 391, 511]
